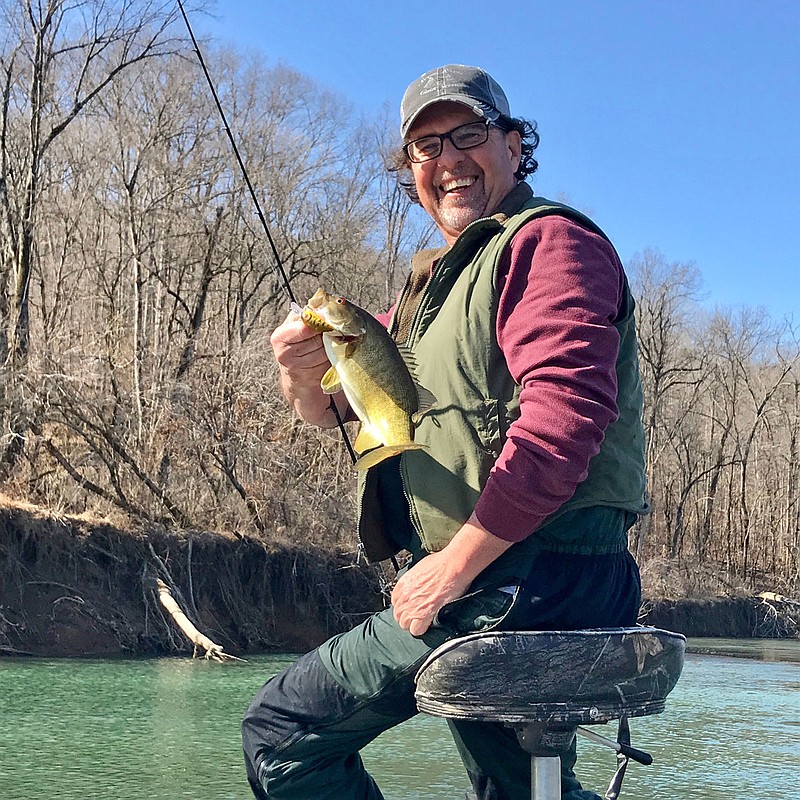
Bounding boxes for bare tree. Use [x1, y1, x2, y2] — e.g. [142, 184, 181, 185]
[0, 25, 425, 547]
[629, 249, 706, 558]
[0, 0, 181, 477]
[369, 109, 435, 308]
[709, 308, 796, 577]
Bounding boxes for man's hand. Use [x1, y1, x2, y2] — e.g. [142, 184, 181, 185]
[270, 308, 343, 427]
[391, 514, 514, 636]
[391, 549, 471, 637]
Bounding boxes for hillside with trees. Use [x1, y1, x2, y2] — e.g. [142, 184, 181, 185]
[0, 1, 797, 655]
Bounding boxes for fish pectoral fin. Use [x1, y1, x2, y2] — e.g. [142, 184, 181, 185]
[354, 443, 427, 471]
[354, 427, 382, 454]
[320, 366, 342, 394]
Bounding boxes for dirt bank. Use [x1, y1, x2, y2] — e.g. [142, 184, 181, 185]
[639, 597, 794, 638]
[0, 502, 794, 657]
[0, 502, 383, 657]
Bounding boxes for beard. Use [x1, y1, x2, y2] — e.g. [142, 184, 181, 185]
[433, 189, 489, 235]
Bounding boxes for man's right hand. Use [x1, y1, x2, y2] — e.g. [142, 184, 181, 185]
[270, 308, 340, 427]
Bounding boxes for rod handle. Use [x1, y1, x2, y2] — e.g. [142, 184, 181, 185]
[576, 726, 653, 766]
[618, 742, 653, 766]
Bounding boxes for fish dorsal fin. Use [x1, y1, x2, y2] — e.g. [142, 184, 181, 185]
[397, 344, 420, 378]
[415, 385, 437, 416]
[397, 344, 437, 423]
[320, 365, 341, 394]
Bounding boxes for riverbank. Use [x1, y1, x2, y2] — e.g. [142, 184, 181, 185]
[1, 500, 796, 657]
[0, 500, 383, 657]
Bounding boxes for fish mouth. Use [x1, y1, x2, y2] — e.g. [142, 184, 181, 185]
[301, 308, 361, 342]
[328, 332, 361, 343]
[301, 289, 366, 338]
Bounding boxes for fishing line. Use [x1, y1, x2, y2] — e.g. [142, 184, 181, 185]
[176, 0, 357, 464]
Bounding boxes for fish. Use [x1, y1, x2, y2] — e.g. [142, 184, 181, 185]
[298, 288, 436, 470]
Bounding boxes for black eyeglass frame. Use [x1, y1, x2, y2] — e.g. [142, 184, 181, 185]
[403, 119, 497, 163]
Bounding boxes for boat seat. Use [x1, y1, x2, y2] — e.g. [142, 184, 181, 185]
[414, 626, 685, 799]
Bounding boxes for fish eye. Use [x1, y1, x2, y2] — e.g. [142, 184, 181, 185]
[336, 297, 346, 305]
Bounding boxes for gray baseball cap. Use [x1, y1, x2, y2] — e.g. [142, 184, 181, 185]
[400, 64, 510, 139]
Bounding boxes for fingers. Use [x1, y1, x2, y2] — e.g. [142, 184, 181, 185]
[408, 618, 431, 637]
[271, 313, 328, 371]
[270, 306, 345, 426]
[391, 549, 474, 636]
[391, 573, 437, 635]
[392, 604, 434, 636]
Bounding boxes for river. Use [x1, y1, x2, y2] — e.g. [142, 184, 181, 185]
[1, 639, 798, 800]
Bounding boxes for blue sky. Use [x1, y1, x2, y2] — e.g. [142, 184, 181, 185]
[193, 1, 799, 321]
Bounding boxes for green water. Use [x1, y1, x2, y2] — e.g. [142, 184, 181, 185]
[1, 640, 798, 800]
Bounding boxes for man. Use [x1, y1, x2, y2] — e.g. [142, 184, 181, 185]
[243, 64, 648, 800]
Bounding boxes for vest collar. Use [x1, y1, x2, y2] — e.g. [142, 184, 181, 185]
[409, 182, 535, 279]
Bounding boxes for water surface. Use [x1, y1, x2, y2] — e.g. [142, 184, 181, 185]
[1, 639, 798, 800]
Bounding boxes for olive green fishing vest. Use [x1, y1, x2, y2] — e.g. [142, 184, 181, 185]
[357, 195, 648, 564]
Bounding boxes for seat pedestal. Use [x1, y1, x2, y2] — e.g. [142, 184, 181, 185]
[516, 723, 575, 800]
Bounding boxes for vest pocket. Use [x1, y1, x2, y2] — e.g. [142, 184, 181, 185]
[357, 463, 407, 562]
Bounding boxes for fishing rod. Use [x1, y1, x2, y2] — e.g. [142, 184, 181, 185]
[175, 0, 357, 464]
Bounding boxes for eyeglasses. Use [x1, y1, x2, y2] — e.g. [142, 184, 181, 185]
[403, 120, 494, 163]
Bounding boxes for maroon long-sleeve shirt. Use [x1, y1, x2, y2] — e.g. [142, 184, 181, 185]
[378, 214, 625, 543]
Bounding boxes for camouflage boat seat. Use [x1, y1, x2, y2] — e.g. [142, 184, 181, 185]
[415, 626, 685, 800]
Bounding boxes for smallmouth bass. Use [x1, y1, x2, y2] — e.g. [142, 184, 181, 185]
[300, 288, 436, 470]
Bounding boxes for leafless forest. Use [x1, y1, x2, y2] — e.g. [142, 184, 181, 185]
[1, 1, 798, 595]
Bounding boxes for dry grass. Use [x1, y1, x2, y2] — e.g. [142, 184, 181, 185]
[639, 554, 790, 600]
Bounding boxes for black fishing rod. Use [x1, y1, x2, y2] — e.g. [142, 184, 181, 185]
[176, 0, 357, 464]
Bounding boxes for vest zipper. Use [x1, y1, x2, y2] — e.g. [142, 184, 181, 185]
[388, 215, 504, 557]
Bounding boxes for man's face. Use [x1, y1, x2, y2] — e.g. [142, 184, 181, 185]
[406, 102, 522, 245]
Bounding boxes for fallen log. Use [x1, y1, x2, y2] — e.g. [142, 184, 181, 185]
[755, 592, 799, 638]
[156, 578, 244, 662]
[757, 591, 800, 606]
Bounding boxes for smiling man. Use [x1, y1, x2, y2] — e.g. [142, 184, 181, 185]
[244, 64, 649, 800]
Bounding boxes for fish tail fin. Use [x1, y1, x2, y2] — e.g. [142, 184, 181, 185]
[354, 443, 427, 471]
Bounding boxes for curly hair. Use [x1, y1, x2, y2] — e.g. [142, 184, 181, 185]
[387, 114, 540, 205]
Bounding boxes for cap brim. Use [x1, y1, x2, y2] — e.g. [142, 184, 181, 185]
[401, 96, 500, 139]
